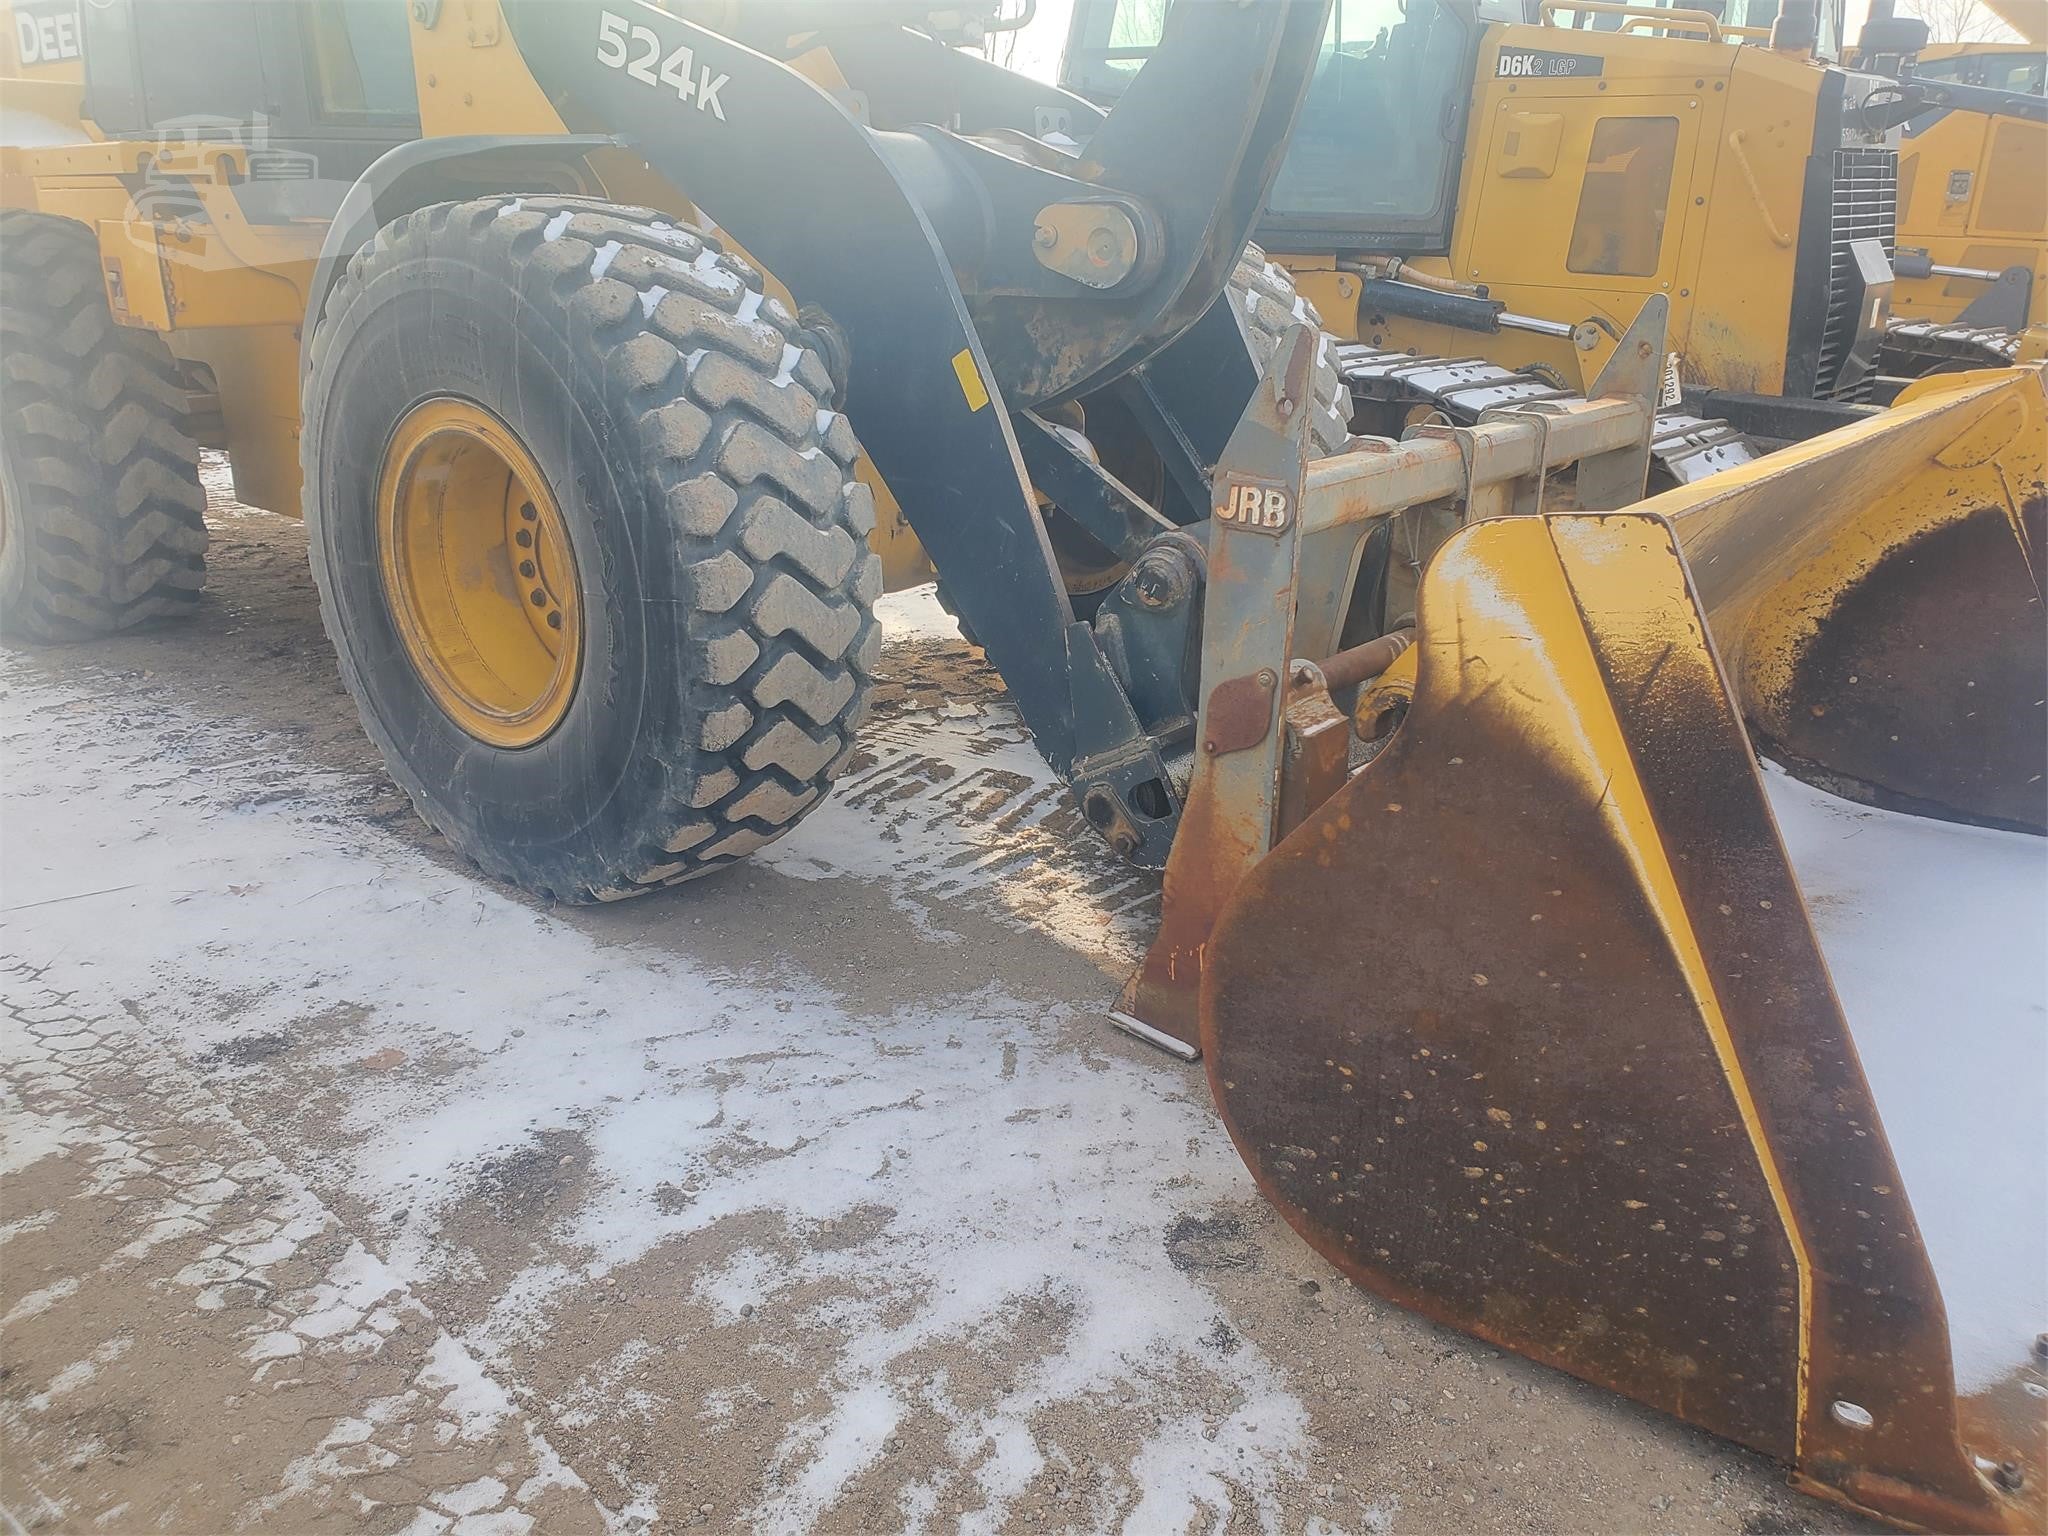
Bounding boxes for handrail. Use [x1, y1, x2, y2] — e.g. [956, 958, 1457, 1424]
[1726, 129, 1795, 247]
[1538, 0, 1726, 41]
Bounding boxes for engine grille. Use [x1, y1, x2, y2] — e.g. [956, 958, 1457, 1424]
[1814, 146, 1898, 400]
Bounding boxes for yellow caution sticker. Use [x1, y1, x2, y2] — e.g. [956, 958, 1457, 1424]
[951, 348, 991, 413]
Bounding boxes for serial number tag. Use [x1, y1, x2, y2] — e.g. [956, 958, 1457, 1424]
[1217, 478, 1292, 535]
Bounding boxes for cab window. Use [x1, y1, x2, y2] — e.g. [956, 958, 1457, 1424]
[303, 0, 419, 123]
[1063, 0, 1473, 246]
[1566, 116, 1680, 276]
[1062, 0, 1172, 99]
[1266, 0, 1470, 231]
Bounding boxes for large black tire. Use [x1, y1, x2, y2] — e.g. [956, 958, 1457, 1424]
[1232, 244, 1351, 455]
[0, 211, 207, 641]
[302, 196, 880, 902]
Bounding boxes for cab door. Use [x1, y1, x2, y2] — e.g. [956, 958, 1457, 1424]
[1458, 37, 1706, 317]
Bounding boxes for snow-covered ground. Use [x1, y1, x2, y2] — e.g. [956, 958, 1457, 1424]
[0, 622, 1313, 1532]
[0, 498, 1886, 1534]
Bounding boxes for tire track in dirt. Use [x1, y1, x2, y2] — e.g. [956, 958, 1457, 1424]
[0, 958, 619, 1535]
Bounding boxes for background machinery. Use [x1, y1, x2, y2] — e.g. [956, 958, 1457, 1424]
[1876, 0, 2046, 353]
[0, 1, 2041, 1529]
[1067, 0, 2047, 470]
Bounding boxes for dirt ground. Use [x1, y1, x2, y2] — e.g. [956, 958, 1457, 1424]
[0, 462, 1877, 1534]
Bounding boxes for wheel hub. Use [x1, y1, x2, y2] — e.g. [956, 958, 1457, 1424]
[376, 399, 581, 748]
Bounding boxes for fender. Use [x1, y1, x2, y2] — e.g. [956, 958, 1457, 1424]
[301, 133, 622, 375]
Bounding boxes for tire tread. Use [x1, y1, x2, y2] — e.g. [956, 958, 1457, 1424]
[1232, 243, 1352, 456]
[0, 210, 207, 642]
[301, 195, 878, 901]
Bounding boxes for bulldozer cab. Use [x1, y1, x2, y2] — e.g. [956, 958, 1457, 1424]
[1881, 42, 2047, 332]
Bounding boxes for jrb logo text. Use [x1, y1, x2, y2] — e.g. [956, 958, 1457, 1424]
[1217, 481, 1292, 534]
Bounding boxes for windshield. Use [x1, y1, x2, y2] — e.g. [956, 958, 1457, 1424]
[1065, 0, 1474, 246]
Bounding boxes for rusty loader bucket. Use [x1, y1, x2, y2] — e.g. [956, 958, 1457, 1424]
[1122, 338, 2048, 1531]
[1661, 368, 2046, 834]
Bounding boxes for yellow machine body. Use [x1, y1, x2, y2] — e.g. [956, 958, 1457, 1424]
[1284, 17, 1845, 400]
[7, 4, 2046, 1529]
[0, 0, 941, 594]
[1890, 43, 2047, 329]
[0, 0, 83, 208]
[1064, 0, 2039, 408]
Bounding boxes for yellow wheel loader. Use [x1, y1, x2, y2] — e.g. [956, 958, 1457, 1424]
[1066, 0, 2047, 477]
[0, 2, 2041, 1530]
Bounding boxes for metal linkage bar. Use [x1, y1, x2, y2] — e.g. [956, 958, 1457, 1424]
[1115, 299, 1668, 1055]
[1296, 395, 1649, 534]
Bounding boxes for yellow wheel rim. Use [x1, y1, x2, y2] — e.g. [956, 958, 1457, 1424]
[376, 399, 582, 748]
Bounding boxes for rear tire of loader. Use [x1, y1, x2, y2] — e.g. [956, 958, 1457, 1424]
[0, 211, 208, 642]
[301, 196, 881, 902]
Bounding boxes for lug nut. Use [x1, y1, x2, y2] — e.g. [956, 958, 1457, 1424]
[546, 611, 562, 631]
[520, 502, 538, 522]
[531, 591, 547, 607]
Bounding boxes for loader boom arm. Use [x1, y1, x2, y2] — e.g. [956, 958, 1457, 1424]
[493, 0, 1342, 868]
[499, 0, 1333, 407]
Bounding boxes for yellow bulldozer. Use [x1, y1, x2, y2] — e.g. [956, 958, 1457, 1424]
[0, 1, 2041, 1529]
[1067, 0, 2047, 473]
[1880, 0, 2046, 347]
